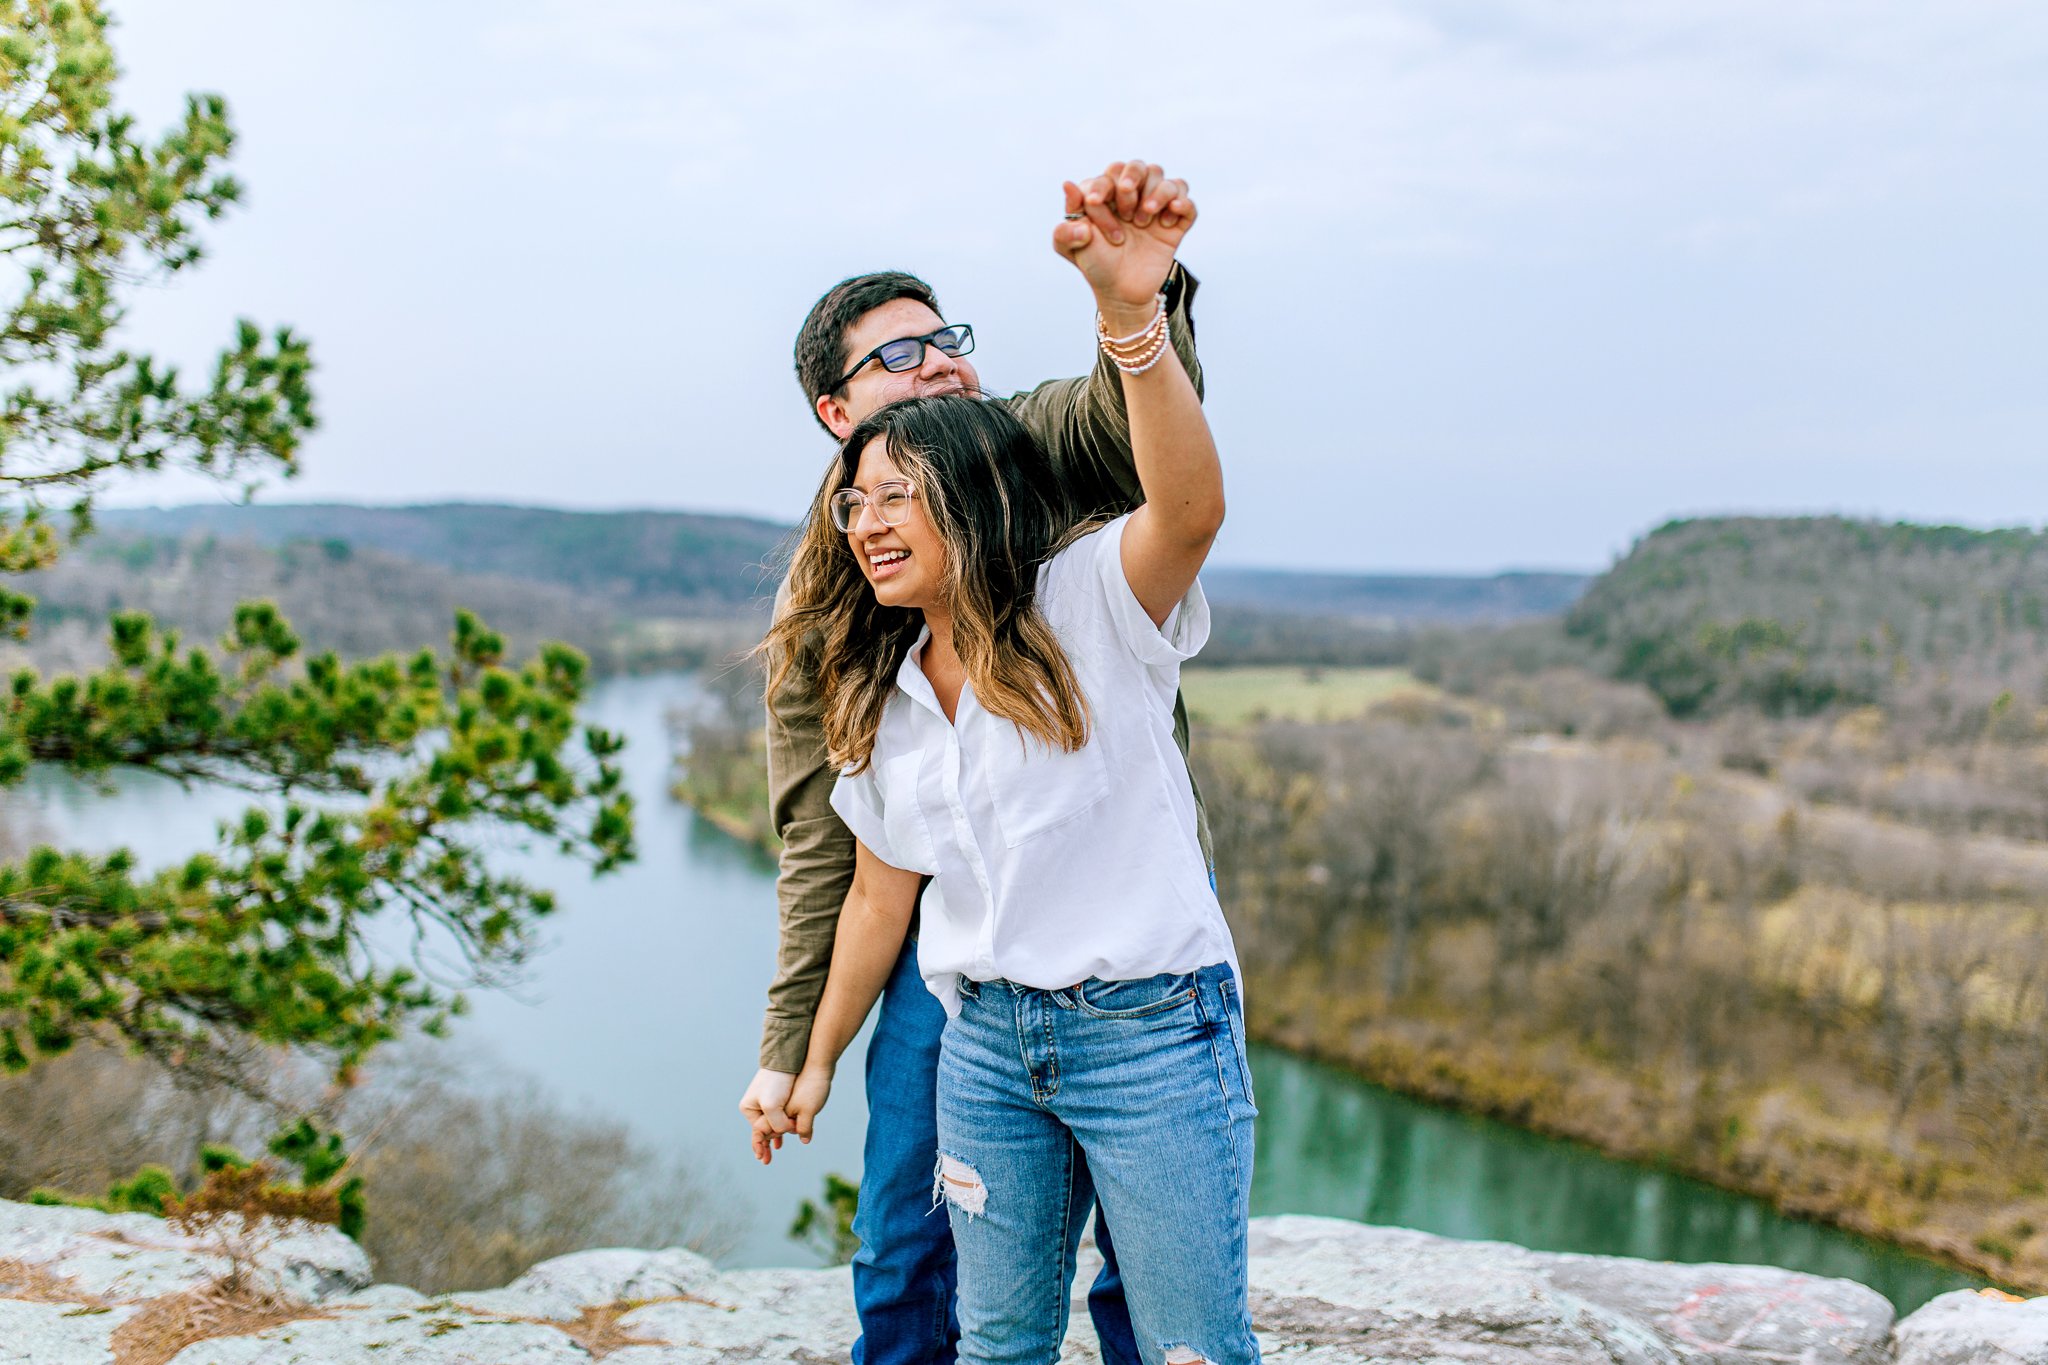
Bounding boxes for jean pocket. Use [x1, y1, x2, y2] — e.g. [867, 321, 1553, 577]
[1073, 972, 1198, 1020]
[1218, 978, 1257, 1111]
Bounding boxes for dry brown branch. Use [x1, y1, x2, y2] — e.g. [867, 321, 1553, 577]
[549, 1293, 731, 1359]
[559, 1301, 670, 1358]
[0, 1256, 104, 1305]
[110, 1281, 327, 1365]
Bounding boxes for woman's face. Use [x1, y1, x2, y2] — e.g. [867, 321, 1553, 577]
[846, 435, 947, 613]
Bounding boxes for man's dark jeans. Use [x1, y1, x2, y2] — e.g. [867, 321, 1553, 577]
[852, 938, 1138, 1365]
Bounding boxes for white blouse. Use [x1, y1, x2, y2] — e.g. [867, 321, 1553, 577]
[830, 513, 1238, 1017]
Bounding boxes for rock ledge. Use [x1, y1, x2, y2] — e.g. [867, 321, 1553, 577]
[0, 1196, 2039, 1362]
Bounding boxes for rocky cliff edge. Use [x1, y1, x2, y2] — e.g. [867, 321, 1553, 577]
[2, 1196, 2043, 1363]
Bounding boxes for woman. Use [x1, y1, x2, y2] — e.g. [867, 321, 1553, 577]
[761, 208, 1255, 1365]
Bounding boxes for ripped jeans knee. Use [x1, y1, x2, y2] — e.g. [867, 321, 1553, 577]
[933, 1152, 987, 1219]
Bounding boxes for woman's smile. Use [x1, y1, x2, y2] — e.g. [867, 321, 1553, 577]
[866, 545, 913, 581]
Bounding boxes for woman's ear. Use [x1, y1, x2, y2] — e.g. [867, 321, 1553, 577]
[816, 391, 855, 441]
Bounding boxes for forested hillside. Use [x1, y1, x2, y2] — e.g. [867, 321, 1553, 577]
[0, 534, 754, 677]
[59, 509, 2045, 716]
[1207, 567, 1586, 623]
[70, 504, 1586, 675]
[100, 503, 792, 617]
[1567, 517, 2048, 719]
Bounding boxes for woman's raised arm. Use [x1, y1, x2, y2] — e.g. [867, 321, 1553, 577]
[1053, 173, 1224, 626]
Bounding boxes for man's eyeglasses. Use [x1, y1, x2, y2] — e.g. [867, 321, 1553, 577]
[829, 324, 974, 393]
[829, 481, 918, 533]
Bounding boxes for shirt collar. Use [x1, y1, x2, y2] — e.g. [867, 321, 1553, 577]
[893, 622, 947, 719]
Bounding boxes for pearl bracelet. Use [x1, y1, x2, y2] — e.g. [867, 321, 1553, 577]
[1107, 318, 1172, 373]
[1097, 293, 1167, 347]
[1096, 293, 1170, 374]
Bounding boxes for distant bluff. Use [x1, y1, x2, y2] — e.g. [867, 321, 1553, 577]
[1567, 515, 2048, 719]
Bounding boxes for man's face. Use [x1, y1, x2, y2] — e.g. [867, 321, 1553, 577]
[816, 299, 981, 439]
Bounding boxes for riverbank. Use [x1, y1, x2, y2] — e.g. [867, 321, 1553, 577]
[1246, 955, 2042, 1296]
[11, 1192, 2041, 1363]
[674, 789, 777, 849]
[1188, 664, 2048, 1300]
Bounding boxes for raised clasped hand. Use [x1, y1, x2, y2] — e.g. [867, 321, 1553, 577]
[1052, 158, 1197, 323]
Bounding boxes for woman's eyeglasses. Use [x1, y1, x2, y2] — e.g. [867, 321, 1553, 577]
[829, 324, 974, 392]
[829, 481, 918, 532]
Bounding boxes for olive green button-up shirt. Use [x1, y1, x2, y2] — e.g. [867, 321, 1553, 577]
[757, 264, 1213, 1073]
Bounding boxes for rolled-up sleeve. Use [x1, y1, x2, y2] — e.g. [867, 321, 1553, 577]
[828, 764, 896, 870]
[1067, 512, 1211, 666]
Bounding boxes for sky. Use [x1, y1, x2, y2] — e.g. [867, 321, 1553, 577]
[97, 0, 2048, 573]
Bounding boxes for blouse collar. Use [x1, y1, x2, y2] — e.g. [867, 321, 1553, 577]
[892, 623, 947, 720]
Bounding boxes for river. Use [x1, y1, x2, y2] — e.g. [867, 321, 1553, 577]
[10, 671, 1985, 1311]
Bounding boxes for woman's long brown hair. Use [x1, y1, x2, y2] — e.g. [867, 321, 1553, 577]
[762, 396, 1096, 773]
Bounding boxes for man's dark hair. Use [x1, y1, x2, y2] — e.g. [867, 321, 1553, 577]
[793, 271, 942, 433]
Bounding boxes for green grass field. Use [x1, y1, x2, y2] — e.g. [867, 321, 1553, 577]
[1181, 666, 1426, 727]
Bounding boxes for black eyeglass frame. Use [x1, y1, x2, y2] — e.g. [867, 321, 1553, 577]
[828, 324, 974, 393]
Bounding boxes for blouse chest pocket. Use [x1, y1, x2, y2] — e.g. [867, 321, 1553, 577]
[878, 751, 938, 872]
[984, 731, 1112, 849]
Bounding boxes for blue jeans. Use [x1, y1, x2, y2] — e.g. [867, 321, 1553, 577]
[853, 939, 1141, 1365]
[936, 964, 1260, 1365]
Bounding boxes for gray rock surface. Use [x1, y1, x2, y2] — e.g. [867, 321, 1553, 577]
[0, 1194, 2031, 1363]
[0, 1196, 370, 1304]
[0, 1300, 138, 1365]
[1893, 1289, 2048, 1364]
[1246, 1216, 1893, 1363]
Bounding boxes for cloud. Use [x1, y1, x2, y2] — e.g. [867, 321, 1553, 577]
[95, 0, 2048, 571]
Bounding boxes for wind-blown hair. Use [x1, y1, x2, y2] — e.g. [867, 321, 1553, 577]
[764, 396, 1095, 774]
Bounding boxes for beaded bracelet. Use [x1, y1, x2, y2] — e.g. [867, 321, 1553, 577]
[1097, 293, 1171, 374]
[1106, 319, 1171, 374]
[1097, 293, 1167, 347]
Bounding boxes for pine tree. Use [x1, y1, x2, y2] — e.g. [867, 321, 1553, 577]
[0, 2, 634, 1102]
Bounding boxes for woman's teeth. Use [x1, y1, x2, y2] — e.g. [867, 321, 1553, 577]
[869, 550, 909, 568]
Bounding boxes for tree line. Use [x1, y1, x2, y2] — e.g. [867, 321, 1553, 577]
[1567, 515, 2048, 723]
[0, 530, 762, 678]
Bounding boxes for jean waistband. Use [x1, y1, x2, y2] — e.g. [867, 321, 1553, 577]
[956, 963, 1233, 1005]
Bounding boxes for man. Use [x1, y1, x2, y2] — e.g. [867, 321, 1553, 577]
[741, 159, 1212, 1365]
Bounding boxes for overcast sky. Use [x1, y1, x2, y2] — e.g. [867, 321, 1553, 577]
[103, 1, 2046, 573]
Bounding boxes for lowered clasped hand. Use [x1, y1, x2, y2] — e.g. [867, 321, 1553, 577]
[740, 1062, 835, 1166]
